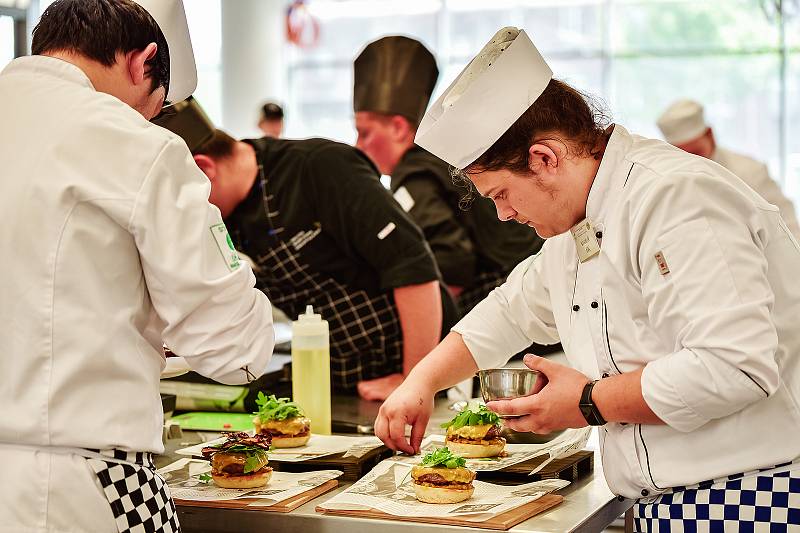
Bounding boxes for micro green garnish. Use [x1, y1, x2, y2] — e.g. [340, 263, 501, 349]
[198, 473, 212, 483]
[420, 447, 466, 469]
[254, 392, 303, 421]
[441, 404, 500, 430]
[243, 450, 269, 473]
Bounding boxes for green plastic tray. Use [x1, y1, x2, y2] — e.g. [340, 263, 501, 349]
[169, 412, 254, 432]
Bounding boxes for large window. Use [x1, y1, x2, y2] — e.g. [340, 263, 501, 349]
[286, 0, 800, 204]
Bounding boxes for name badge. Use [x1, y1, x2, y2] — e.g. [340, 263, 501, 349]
[570, 219, 601, 263]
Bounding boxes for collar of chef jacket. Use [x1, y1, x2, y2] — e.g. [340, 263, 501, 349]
[3, 55, 95, 92]
[583, 124, 634, 235]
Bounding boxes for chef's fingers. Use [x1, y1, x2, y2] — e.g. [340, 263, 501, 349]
[486, 396, 535, 417]
[522, 354, 557, 377]
[502, 414, 540, 433]
[409, 414, 428, 455]
[374, 410, 394, 450]
[531, 371, 549, 395]
[388, 414, 415, 455]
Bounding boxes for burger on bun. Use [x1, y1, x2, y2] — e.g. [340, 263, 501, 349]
[201, 432, 273, 489]
[411, 447, 476, 504]
[253, 392, 311, 448]
[441, 404, 505, 458]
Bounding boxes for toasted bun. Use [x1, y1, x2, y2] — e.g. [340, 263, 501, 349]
[413, 482, 474, 504]
[445, 438, 505, 459]
[271, 433, 311, 448]
[212, 467, 272, 489]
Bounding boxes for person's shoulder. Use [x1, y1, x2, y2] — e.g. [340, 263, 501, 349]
[393, 146, 451, 185]
[716, 146, 768, 176]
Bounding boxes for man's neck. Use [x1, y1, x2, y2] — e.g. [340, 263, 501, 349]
[45, 51, 127, 101]
[223, 141, 260, 217]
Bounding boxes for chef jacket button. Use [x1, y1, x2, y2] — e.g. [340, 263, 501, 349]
[602, 373, 609, 378]
[591, 301, 599, 309]
[641, 489, 649, 497]
[620, 422, 627, 426]
[595, 231, 603, 239]
[617, 495, 625, 502]
[572, 304, 580, 312]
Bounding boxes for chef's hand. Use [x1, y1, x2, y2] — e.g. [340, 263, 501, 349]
[487, 354, 590, 434]
[357, 373, 404, 401]
[374, 378, 434, 455]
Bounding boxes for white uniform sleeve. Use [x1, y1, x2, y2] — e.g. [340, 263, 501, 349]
[130, 138, 275, 385]
[452, 249, 559, 369]
[636, 172, 779, 432]
[750, 164, 800, 241]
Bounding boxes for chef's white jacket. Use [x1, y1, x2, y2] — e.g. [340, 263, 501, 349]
[712, 146, 800, 240]
[454, 125, 800, 499]
[0, 56, 275, 455]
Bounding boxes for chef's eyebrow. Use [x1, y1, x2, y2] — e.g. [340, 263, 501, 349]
[481, 186, 499, 199]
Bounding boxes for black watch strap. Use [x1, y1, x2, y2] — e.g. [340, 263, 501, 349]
[579, 380, 607, 426]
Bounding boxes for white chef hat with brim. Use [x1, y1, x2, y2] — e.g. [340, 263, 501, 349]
[415, 27, 553, 170]
[133, 0, 197, 104]
[656, 99, 709, 145]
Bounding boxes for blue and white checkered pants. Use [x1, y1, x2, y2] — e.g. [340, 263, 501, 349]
[634, 462, 800, 532]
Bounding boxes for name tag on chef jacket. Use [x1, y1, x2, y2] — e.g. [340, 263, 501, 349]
[570, 219, 601, 263]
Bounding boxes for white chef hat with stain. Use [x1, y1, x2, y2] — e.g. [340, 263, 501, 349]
[415, 27, 553, 169]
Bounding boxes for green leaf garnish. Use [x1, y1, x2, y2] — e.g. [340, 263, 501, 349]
[198, 473, 212, 483]
[420, 447, 466, 469]
[254, 392, 304, 421]
[243, 450, 269, 473]
[441, 404, 500, 430]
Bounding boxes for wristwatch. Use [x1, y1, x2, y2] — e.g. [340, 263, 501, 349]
[579, 380, 607, 426]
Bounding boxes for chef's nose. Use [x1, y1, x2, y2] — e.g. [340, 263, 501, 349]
[495, 200, 516, 222]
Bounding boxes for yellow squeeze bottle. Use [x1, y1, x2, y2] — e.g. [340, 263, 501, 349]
[291, 305, 331, 435]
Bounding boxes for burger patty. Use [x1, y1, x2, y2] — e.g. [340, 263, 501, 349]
[260, 428, 311, 438]
[446, 434, 505, 445]
[212, 465, 272, 477]
[414, 476, 472, 490]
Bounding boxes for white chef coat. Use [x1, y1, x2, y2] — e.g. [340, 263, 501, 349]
[712, 146, 800, 240]
[454, 124, 800, 499]
[0, 56, 275, 529]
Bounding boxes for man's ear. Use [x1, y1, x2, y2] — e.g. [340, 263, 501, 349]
[528, 142, 559, 175]
[390, 115, 413, 142]
[127, 43, 158, 87]
[193, 154, 218, 181]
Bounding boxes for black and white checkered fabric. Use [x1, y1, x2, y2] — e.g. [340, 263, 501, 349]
[232, 167, 403, 393]
[634, 461, 800, 532]
[456, 269, 508, 315]
[86, 449, 180, 533]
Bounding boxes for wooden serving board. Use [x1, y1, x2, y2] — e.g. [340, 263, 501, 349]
[316, 493, 564, 531]
[270, 445, 395, 481]
[175, 479, 338, 513]
[477, 450, 594, 485]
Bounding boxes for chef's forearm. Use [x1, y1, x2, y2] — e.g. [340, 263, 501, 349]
[393, 281, 442, 375]
[405, 332, 479, 393]
[591, 368, 665, 425]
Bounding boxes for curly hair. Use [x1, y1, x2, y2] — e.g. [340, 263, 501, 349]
[452, 78, 611, 207]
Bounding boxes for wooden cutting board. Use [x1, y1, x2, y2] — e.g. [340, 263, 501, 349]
[175, 479, 338, 513]
[316, 493, 563, 530]
[478, 450, 594, 484]
[270, 445, 395, 481]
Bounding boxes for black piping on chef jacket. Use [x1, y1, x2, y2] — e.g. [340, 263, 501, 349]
[391, 145, 545, 312]
[226, 137, 458, 392]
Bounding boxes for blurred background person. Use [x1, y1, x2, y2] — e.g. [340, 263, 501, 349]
[258, 101, 284, 138]
[353, 35, 545, 314]
[658, 99, 800, 239]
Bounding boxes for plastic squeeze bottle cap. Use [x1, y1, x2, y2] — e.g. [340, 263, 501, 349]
[292, 305, 329, 338]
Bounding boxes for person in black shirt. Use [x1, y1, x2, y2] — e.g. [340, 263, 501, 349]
[353, 36, 545, 313]
[155, 98, 457, 400]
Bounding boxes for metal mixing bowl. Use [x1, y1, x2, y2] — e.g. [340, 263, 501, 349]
[477, 368, 540, 418]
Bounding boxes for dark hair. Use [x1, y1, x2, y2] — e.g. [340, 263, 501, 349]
[32, 0, 170, 95]
[260, 102, 284, 121]
[194, 129, 238, 159]
[464, 79, 611, 176]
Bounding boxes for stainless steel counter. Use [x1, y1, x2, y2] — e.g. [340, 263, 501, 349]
[166, 396, 633, 532]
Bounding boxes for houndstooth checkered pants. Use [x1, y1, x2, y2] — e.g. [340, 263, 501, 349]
[634, 461, 800, 532]
[86, 449, 180, 533]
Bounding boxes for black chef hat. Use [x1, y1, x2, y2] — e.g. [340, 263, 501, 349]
[152, 96, 215, 153]
[353, 36, 439, 128]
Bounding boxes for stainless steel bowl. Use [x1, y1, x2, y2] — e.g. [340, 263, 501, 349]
[477, 368, 540, 418]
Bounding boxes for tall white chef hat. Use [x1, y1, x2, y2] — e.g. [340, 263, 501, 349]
[415, 27, 553, 169]
[134, 0, 197, 104]
[656, 99, 709, 145]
